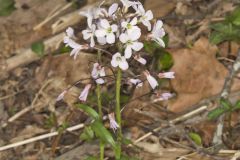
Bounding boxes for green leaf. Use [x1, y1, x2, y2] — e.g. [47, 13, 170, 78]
[154, 49, 174, 71]
[76, 104, 99, 120]
[60, 46, 72, 54]
[209, 31, 227, 44]
[80, 126, 94, 141]
[227, 7, 240, 26]
[91, 120, 116, 148]
[31, 41, 45, 57]
[144, 40, 159, 53]
[207, 99, 232, 120]
[220, 98, 232, 109]
[189, 132, 202, 146]
[233, 100, 240, 111]
[0, 0, 15, 16]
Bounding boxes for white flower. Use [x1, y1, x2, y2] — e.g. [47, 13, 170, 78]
[144, 71, 158, 89]
[95, 19, 118, 44]
[91, 63, 106, 84]
[158, 72, 175, 79]
[64, 37, 87, 60]
[101, 3, 118, 18]
[111, 52, 129, 70]
[82, 23, 96, 47]
[121, 17, 141, 36]
[156, 93, 173, 101]
[66, 27, 76, 39]
[56, 90, 67, 101]
[108, 113, 119, 132]
[134, 55, 147, 65]
[79, 84, 91, 102]
[120, 32, 143, 59]
[133, 3, 153, 31]
[120, 0, 139, 9]
[129, 78, 143, 88]
[149, 20, 165, 47]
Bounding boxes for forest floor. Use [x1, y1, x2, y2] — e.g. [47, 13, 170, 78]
[0, 0, 240, 159]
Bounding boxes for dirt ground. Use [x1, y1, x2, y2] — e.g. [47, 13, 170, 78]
[0, 0, 240, 159]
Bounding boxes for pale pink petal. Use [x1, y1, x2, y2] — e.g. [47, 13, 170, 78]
[96, 78, 105, 84]
[79, 84, 91, 102]
[100, 19, 110, 29]
[108, 3, 118, 16]
[111, 24, 118, 32]
[154, 38, 165, 48]
[111, 59, 119, 68]
[97, 37, 106, 45]
[130, 17, 138, 25]
[95, 29, 106, 37]
[144, 71, 158, 89]
[56, 90, 67, 101]
[134, 56, 147, 65]
[145, 10, 153, 20]
[119, 58, 129, 70]
[132, 42, 143, 51]
[142, 20, 152, 31]
[124, 46, 132, 59]
[119, 33, 129, 43]
[106, 33, 115, 44]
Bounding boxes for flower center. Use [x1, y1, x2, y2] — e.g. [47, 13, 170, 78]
[116, 56, 122, 61]
[107, 27, 112, 33]
[127, 23, 132, 29]
[126, 40, 132, 45]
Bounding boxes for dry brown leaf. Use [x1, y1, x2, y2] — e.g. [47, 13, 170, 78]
[169, 37, 240, 113]
[10, 125, 45, 143]
[144, 0, 176, 18]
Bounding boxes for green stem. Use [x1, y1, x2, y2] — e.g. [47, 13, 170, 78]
[115, 67, 122, 159]
[97, 50, 104, 160]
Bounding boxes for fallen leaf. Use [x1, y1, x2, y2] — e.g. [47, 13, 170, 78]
[169, 37, 240, 113]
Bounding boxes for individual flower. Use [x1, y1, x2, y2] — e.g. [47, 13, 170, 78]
[158, 72, 175, 79]
[56, 90, 67, 101]
[111, 52, 129, 70]
[133, 3, 153, 31]
[91, 63, 106, 84]
[129, 78, 143, 88]
[101, 3, 119, 18]
[64, 37, 88, 60]
[121, 17, 141, 36]
[155, 93, 173, 101]
[134, 55, 147, 65]
[120, 0, 139, 10]
[148, 20, 165, 47]
[108, 113, 119, 132]
[144, 70, 158, 89]
[82, 23, 96, 47]
[66, 27, 76, 39]
[79, 84, 92, 102]
[95, 19, 118, 44]
[119, 32, 143, 59]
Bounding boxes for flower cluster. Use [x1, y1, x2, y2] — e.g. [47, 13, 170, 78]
[60, 0, 174, 132]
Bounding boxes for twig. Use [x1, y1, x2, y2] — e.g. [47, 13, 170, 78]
[0, 123, 84, 152]
[0, 89, 25, 101]
[213, 49, 240, 145]
[133, 105, 208, 144]
[34, 2, 74, 30]
[0, 32, 65, 76]
[1, 79, 53, 128]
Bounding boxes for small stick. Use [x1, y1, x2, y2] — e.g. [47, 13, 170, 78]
[213, 49, 240, 145]
[133, 105, 208, 144]
[1, 79, 53, 128]
[0, 89, 25, 101]
[0, 123, 84, 152]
